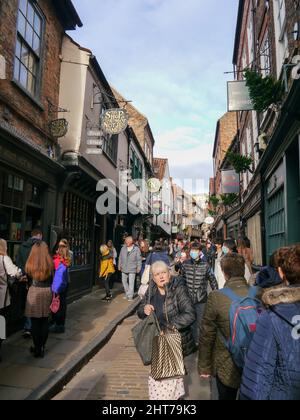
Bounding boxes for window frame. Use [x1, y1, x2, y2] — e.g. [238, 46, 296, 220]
[102, 134, 118, 165]
[13, 0, 45, 100]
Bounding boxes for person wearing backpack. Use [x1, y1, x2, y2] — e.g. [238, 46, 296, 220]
[198, 253, 262, 400]
[240, 245, 300, 400]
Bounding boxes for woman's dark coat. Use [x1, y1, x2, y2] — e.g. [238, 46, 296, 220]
[137, 276, 196, 357]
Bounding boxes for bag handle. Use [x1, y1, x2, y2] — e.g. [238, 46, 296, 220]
[152, 311, 162, 334]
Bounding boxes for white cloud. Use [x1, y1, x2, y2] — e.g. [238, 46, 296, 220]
[71, 0, 239, 191]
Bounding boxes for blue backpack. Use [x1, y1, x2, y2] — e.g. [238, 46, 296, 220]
[219, 287, 264, 369]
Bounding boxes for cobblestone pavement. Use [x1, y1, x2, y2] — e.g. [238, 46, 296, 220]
[54, 316, 212, 401]
[0, 285, 138, 400]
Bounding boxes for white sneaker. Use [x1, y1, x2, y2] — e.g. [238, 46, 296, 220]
[123, 295, 128, 300]
[127, 297, 134, 302]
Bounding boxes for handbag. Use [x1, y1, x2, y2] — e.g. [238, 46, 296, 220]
[150, 295, 185, 381]
[151, 327, 185, 381]
[132, 280, 160, 366]
[0, 257, 10, 309]
[50, 293, 60, 314]
[132, 311, 160, 366]
[0, 282, 9, 310]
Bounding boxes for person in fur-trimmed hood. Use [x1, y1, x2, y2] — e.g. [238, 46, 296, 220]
[240, 244, 300, 400]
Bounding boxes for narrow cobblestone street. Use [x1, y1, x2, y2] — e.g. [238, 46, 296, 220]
[54, 315, 212, 401]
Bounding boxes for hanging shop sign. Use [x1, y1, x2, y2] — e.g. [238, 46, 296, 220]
[204, 216, 215, 225]
[87, 129, 102, 137]
[152, 196, 162, 216]
[86, 148, 103, 155]
[221, 170, 240, 194]
[86, 139, 103, 147]
[49, 118, 68, 138]
[227, 81, 254, 112]
[101, 108, 129, 135]
[147, 178, 162, 193]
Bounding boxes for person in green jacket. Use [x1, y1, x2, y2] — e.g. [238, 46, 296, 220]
[198, 253, 254, 400]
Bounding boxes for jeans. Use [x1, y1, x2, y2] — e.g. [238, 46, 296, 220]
[192, 302, 206, 345]
[122, 273, 136, 299]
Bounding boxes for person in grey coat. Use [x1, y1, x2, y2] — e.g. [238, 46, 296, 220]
[118, 237, 142, 301]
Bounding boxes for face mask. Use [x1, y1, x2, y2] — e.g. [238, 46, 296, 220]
[222, 246, 229, 255]
[190, 251, 200, 260]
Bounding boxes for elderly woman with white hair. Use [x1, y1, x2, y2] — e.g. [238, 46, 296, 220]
[137, 260, 196, 400]
[0, 239, 23, 362]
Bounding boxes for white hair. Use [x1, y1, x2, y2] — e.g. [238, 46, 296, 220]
[151, 261, 170, 275]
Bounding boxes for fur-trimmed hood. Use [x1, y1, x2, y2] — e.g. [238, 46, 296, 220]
[262, 286, 300, 306]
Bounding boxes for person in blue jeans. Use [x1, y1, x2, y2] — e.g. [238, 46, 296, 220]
[118, 237, 142, 301]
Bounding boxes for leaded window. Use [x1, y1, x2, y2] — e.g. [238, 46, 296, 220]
[103, 134, 118, 164]
[14, 0, 43, 96]
[63, 192, 93, 266]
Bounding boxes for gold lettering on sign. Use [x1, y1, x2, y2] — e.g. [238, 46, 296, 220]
[101, 109, 128, 135]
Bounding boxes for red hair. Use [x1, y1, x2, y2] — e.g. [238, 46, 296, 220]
[25, 242, 54, 281]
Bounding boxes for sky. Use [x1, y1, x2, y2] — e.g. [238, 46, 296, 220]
[71, 0, 239, 193]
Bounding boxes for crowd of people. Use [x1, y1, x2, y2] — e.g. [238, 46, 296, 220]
[131, 236, 300, 401]
[1, 230, 300, 401]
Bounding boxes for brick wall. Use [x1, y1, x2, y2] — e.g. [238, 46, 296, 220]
[0, 0, 65, 151]
[214, 112, 237, 195]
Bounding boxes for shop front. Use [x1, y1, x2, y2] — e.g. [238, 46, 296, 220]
[259, 79, 300, 263]
[0, 123, 63, 332]
[242, 179, 263, 266]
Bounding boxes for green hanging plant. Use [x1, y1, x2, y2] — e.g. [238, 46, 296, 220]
[226, 151, 253, 174]
[220, 193, 239, 207]
[208, 209, 217, 217]
[244, 69, 284, 113]
[209, 195, 220, 208]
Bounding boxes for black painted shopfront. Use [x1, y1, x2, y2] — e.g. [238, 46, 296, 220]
[0, 122, 63, 332]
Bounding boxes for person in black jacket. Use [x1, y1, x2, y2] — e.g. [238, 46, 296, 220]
[182, 242, 218, 346]
[137, 261, 196, 400]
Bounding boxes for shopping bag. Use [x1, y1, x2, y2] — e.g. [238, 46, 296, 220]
[151, 328, 185, 380]
[138, 284, 149, 299]
[0, 283, 9, 310]
[141, 265, 151, 285]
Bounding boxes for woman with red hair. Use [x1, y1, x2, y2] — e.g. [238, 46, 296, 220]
[25, 242, 54, 358]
